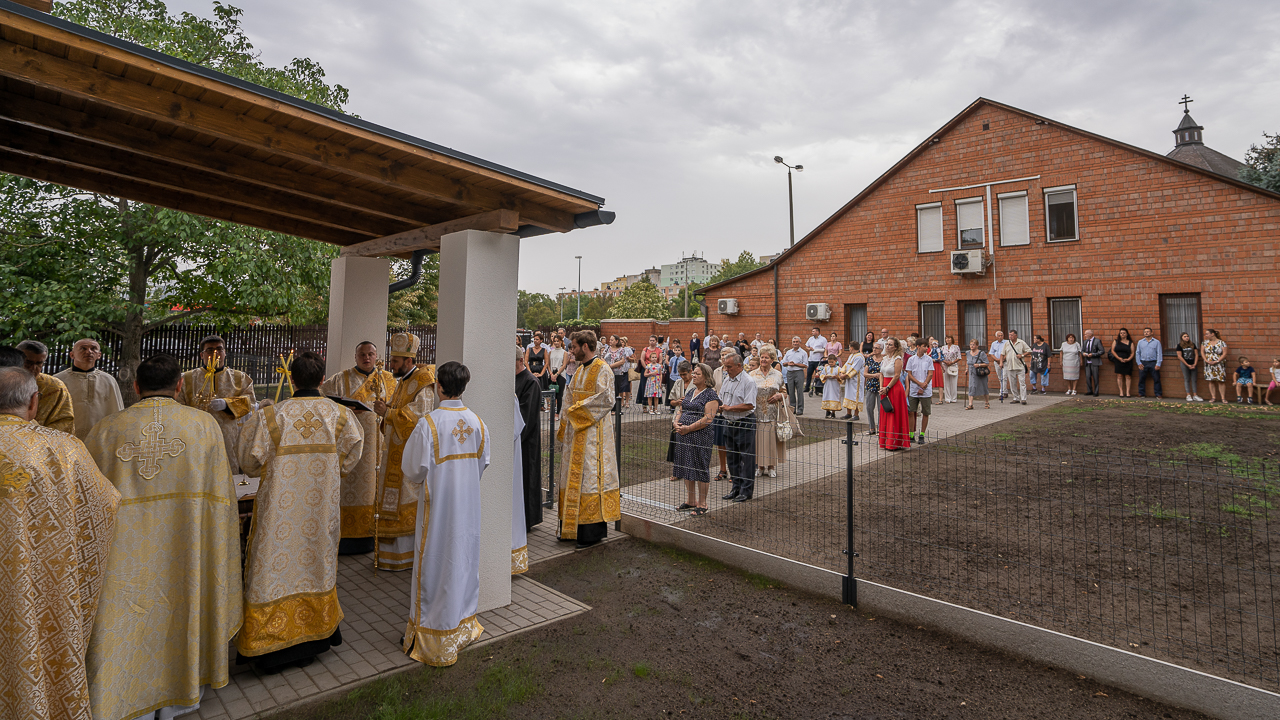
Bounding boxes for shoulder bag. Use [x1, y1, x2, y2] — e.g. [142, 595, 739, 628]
[775, 400, 795, 442]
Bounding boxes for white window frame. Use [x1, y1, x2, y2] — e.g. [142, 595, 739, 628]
[996, 190, 1030, 247]
[955, 197, 985, 250]
[916, 202, 943, 254]
[1044, 184, 1080, 243]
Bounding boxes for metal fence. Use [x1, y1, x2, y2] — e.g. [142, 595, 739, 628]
[38, 324, 438, 384]
[607, 401, 1280, 693]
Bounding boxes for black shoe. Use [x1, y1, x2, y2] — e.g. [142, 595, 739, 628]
[722, 491, 740, 501]
[575, 538, 602, 550]
[1021, 400, 1027, 405]
[732, 495, 751, 503]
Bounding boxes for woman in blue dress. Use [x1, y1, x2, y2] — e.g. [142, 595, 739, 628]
[671, 363, 721, 515]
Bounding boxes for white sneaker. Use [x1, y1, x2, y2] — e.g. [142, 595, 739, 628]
[1193, 395, 1204, 402]
[1186, 394, 1193, 401]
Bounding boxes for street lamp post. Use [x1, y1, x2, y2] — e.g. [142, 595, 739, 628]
[558, 287, 566, 321]
[774, 156, 803, 246]
[575, 256, 583, 319]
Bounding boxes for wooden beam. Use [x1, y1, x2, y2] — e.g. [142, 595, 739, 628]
[0, 120, 411, 238]
[0, 94, 455, 228]
[11, 1, 52, 12]
[0, 39, 580, 234]
[0, 149, 366, 246]
[340, 210, 520, 257]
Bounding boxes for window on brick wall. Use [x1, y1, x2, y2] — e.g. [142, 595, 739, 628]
[920, 302, 945, 343]
[846, 304, 868, 348]
[1160, 294, 1201, 354]
[960, 301, 987, 349]
[957, 198, 985, 249]
[997, 191, 1029, 246]
[1045, 185, 1078, 242]
[1049, 298, 1082, 350]
[916, 202, 943, 253]
[1001, 299, 1032, 341]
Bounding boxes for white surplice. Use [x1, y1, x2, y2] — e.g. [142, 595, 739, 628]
[512, 397, 528, 575]
[400, 399, 490, 667]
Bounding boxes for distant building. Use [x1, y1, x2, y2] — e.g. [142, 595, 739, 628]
[659, 255, 721, 287]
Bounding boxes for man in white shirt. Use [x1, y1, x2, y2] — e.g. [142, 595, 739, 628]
[781, 337, 810, 415]
[717, 351, 758, 503]
[905, 344, 935, 444]
[989, 331, 1008, 401]
[750, 332, 765, 352]
[874, 327, 890, 354]
[1002, 330, 1032, 404]
[804, 327, 827, 397]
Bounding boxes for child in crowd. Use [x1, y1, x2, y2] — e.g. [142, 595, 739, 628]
[1234, 356, 1256, 404]
[1266, 358, 1279, 407]
[643, 358, 665, 414]
[819, 355, 844, 418]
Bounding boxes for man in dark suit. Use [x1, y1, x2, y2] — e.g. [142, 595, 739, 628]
[1082, 329, 1104, 397]
[515, 350, 543, 530]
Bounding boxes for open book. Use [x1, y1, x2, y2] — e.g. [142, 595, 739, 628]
[327, 396, 373, 412]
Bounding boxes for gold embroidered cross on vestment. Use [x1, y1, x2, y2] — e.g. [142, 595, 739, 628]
[452, 419, 473, 443]
[117, 405, 186, 480]
[294, 410, 323, 439]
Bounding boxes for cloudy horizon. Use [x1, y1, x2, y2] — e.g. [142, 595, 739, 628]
[160, 0, 1280, 298]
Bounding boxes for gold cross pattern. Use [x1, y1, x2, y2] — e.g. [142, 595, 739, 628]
[117, 419, 187, 480]
[294, 410, 324, 439]
[451, 419, 474, 443]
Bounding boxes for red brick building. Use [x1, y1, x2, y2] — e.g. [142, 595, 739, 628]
[699, 98, 1280, 396]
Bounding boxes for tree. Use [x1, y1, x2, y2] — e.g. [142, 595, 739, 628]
[0, 1, 350, 398]
[610, 282, 670, 321]
[669, 282, 704, 319]
[387, 254, 440, 327]
[580, 295, 614, 321]
[524, 305, 556, 331]
[1239, 131, 1280, 194]
[516, 290, 557, 329]
[705, 251, 767, 286]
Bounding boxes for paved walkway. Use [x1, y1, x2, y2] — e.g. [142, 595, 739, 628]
[620, 391, 1068, 524]
[194, 521, 623, 720]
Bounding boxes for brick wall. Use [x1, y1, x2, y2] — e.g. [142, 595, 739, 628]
[705, 101, 1280, 396]
[599, 318, 709, 347]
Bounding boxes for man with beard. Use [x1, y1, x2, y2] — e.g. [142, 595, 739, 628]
[556, 330, 620, 548]
[177, 335, 264, 474]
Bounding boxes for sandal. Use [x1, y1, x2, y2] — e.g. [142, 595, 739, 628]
[676, 503, 696, 511]
[984, 403, 990, 409]
[693, 507, 708, 516]
[714, 470, 728, 482]
[965, 405, 973, 410]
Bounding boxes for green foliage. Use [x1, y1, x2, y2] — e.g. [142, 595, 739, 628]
[705, 251, 766, 286]
[516, 290, 558, 329]
[579, 295, 614, 321]
[669, 282, 704, 318]
[388, 254, 440, 326]
[1239, 131, 1280, 194]
[609, 281, 670, 320]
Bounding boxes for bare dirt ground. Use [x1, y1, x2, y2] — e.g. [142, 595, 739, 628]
[282, 539, 1211, 720]
[693, 397, 1280, 691]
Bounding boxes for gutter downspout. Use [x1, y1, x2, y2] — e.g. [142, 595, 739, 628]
[388, 249, 430, 295]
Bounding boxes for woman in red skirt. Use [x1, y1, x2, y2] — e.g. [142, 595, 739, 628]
[877, 338, 911, 450]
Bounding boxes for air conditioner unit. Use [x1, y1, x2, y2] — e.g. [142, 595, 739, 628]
[718, 298, 739, 315]
[950, 249, 986, 275]
[806, 303, 831, 321]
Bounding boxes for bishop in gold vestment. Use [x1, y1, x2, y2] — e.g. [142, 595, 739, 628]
[0, 366, 120, 720]
[83, 354, 242, 720]
[176, 336, 258, 474]
[374, 333, 435, 572]
[320, 341, 396, 553]
[556, 332, 620, 546]
[235, 352, 363, 672]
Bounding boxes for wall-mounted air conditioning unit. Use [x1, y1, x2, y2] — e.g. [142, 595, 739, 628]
[718, 298, 739, 315]
[950, 249, 986, 275]
[806, 303, 831, 321]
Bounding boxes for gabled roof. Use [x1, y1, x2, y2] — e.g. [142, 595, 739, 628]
[700, 97, 1280, 293]
[1166, 144, 1247, 179]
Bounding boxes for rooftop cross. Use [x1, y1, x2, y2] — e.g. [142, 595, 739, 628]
[1180, 94, 1194, 113]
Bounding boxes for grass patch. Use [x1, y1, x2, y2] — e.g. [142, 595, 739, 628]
[1050, 406, 1097, 415]
[1125, 502, 1188, 521]
[992, 432, 1016, 441]
[1221, 503, 1258, 519]
[1174, 442, 1280, 482]
[631, 662, 651, 679]
[315, 659, 541, 720]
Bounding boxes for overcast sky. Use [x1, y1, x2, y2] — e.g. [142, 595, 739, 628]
[166, 0, 1280, 298]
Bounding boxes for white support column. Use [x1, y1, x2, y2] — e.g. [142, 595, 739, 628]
[325, 256, 390, 377]
[436, 229, 519, 612]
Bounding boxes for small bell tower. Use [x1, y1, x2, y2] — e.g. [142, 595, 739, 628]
[1173, 95, 1203, 147]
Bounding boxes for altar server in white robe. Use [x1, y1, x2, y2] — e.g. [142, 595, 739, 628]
[54, 338, 123, 439]
[512, 396, 528, 575]
[839, 349, 866, 421]
[401, 361, 490, 667]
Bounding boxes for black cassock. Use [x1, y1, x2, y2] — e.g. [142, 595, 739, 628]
[515, 368, 543, 530]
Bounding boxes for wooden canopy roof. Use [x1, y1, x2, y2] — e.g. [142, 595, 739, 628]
[0, 1, 611, 256]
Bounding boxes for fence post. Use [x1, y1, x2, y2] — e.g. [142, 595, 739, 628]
[613, 396, 622, 532]
[842, 419, 858, 607]
[544, 389, 556, 509]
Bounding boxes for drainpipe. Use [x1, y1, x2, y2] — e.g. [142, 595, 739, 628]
[388, 249, 430, 295]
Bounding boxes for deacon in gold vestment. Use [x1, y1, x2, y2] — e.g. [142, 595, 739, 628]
[373, 332, 435, 571]
[320, 341, 396, 554]
[235, 352, 363, 672]
[556, 331, 620, 547]
[54, 339, 124, 440]
[0, 366, 120, 720]
[83, 355, 242, 720]
[13, 340, 76, 434]
[176, 335, 260, 474]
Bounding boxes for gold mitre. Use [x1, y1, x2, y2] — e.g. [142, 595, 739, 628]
[389, 332, 421, 358]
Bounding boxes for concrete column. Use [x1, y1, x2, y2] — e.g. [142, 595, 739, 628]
[325, 256, 390, 377]
[436, 229, 519, 612]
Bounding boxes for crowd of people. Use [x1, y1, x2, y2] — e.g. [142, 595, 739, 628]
[2, 329, 622, 720]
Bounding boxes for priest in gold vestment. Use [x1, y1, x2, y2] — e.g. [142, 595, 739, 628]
[556, 331, 620, 548]
[176, 335, 261, 474]
[235, 351, 363, 672]
[320, 340, 396, 555]
[83, 354, 242, 720]
[0, 366, 120, 720]
[373, 332, 435, 571]
[13, 340, 76, 434]
[54, 338, 124, 440]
